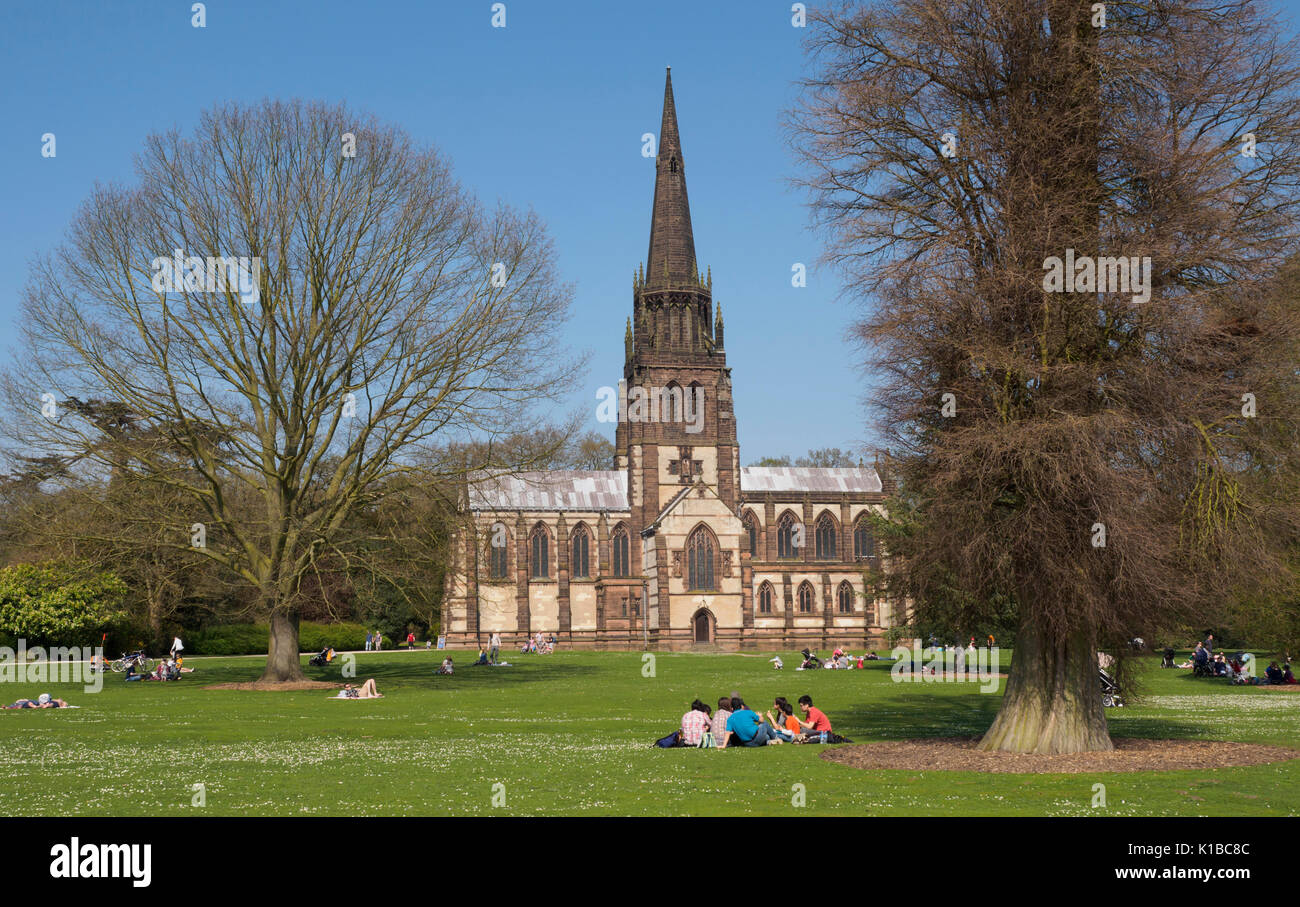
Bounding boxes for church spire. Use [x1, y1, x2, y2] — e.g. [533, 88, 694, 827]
[645, 67, 697, 290]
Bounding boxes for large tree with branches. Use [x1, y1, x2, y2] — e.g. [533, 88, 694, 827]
[3, 99, 577, 681]
[796, 0, 1300, 751]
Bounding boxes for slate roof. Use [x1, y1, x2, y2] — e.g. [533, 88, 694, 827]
[739, 466, 882, 495]
[467, 470, 628, 511]
[465, 465, 882, 511]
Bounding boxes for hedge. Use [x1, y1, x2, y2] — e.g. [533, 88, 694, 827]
[187, 621, 368, 656]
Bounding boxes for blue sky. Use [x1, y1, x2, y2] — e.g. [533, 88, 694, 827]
[3, 1, 1298, 464]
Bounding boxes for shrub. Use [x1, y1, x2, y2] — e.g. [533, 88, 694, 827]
[187, 621, 367, 656]
[0, 562, 128, 646]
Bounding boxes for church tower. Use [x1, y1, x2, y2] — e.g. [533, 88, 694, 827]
[617, 68, 740, 555]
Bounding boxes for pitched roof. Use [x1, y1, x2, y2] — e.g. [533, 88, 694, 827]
[740, 466, 882, 495]
[466, 470, 628, 512]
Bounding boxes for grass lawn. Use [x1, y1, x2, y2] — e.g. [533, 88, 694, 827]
[1, 648, 1297, 816]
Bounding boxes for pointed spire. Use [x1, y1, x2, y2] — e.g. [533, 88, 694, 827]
[645, 67, 697, 291]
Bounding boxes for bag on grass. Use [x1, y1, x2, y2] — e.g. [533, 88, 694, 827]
[654, 730, 682, 748]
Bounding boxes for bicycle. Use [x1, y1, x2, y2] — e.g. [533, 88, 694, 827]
[110, 651, 155, 673]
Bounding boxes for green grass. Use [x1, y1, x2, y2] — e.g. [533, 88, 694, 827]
[1, 648, 1297, 816]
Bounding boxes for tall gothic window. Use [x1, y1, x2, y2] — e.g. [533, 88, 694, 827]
[488, 528, 508, 580]
[571, 526, 590, 579]
[777, 512, 800, 559]
[837, 581, 854, 614]
[757, 581, 773, 614]
[742, 512, 758, 558]
[687, 526, 716, 591]
[612, 525, 630, 577]
[854, 516, 875, 559]
[530, 524, 549, 579]
[797, 581, 815, 613]
[815, 512, 837, 560]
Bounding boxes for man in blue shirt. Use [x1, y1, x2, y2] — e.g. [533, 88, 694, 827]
[722, 696, 781, 747]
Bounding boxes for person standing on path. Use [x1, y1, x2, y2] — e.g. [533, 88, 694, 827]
[406, 631, 416, 650]
[365, 631, 373, 652]
[374, 632, 382, 651]
[489, 632, 501, 665]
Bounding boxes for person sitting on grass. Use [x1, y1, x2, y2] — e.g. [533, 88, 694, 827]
[721, 697, 781, 748]
[794, 695, 834, 739]
[333, 679, 382, 699]
[766, 697, 805, 742]
[1284, 663, 1297, 684]
[713, 696, 732, 749]
[3, 693, 68, 709]
[1266, 661, 1285, 684]
[680, 699, 712, 747]
[473, 648, 489, 666]
[436, 657, 454, 675]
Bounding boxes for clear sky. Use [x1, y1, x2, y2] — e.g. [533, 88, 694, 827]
[3, 1, 1298, 464]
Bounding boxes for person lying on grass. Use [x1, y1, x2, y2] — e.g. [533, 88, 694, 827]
[3, 693, 68, 709]
[721, 696, 782, 747]
[332, 679, 383, 700]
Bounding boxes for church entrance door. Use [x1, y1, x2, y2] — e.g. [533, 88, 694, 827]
[693, 610, 711, 643]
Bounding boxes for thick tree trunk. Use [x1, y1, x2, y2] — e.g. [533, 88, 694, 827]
[978, 617, 1112, 754]
[259, 610, 305, 682]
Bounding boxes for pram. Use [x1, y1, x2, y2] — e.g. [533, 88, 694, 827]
[798, 648, 823, 670]
[1161, 647, 1176, 668]
[1100, 668, 1124, 707]
[308, 646, 336, 667]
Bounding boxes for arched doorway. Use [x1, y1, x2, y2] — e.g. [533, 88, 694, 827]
[692, 608, 713, 644]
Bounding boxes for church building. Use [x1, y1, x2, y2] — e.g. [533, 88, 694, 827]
[441, 70, 896, 650]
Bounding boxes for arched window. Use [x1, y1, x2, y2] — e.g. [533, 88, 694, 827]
[488, 524, 509, 580]
[837, 581, 854, 614]
[777, 512, 800, 559]
[742, 511, 758, 558]
[571, 525, 590, 579]
[757, 581, 774, 614]
[815, 512, 838, 560]
[797, 581, 815, 613]
[687, 526, 717, 591]
[612, 525, 630, 577]
[664, 382, 682, 424]
[854, 516, 875, 559]
[530, 523, 550, 579]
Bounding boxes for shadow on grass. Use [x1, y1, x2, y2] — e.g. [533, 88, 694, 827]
[299, 658, 600, 692]
[839, 685, 1205, 744]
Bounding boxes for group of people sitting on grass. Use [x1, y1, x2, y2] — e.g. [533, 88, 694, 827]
[520, 632, 555, 655]
[3, 692, 70, 709]
[1181, 642, 1296, 684]
[667, 694, 849, 748]
[784, 647, 882, 671]
[126, 657, 190, 682]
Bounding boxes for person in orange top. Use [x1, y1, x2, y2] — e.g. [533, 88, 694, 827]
[766, 697, 805, 742]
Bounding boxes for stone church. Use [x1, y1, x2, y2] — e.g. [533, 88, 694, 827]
[441, 70, 896, 651]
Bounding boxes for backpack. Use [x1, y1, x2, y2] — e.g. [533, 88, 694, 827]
[654, 730, 682, 748]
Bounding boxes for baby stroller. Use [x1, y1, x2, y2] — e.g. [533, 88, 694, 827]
[1100, 668, 1124, 707]
[308, 646, 336, 667]
[1161, 647, 1176, 668]
[799, 648, 823, 670]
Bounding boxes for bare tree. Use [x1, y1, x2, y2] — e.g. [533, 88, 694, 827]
[795, 0, 1300, 751]
[3, 99, 578, 681]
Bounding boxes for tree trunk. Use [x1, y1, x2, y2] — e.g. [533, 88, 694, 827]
[260, 610, 305, 682]
[977, 617, 1112, 754]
